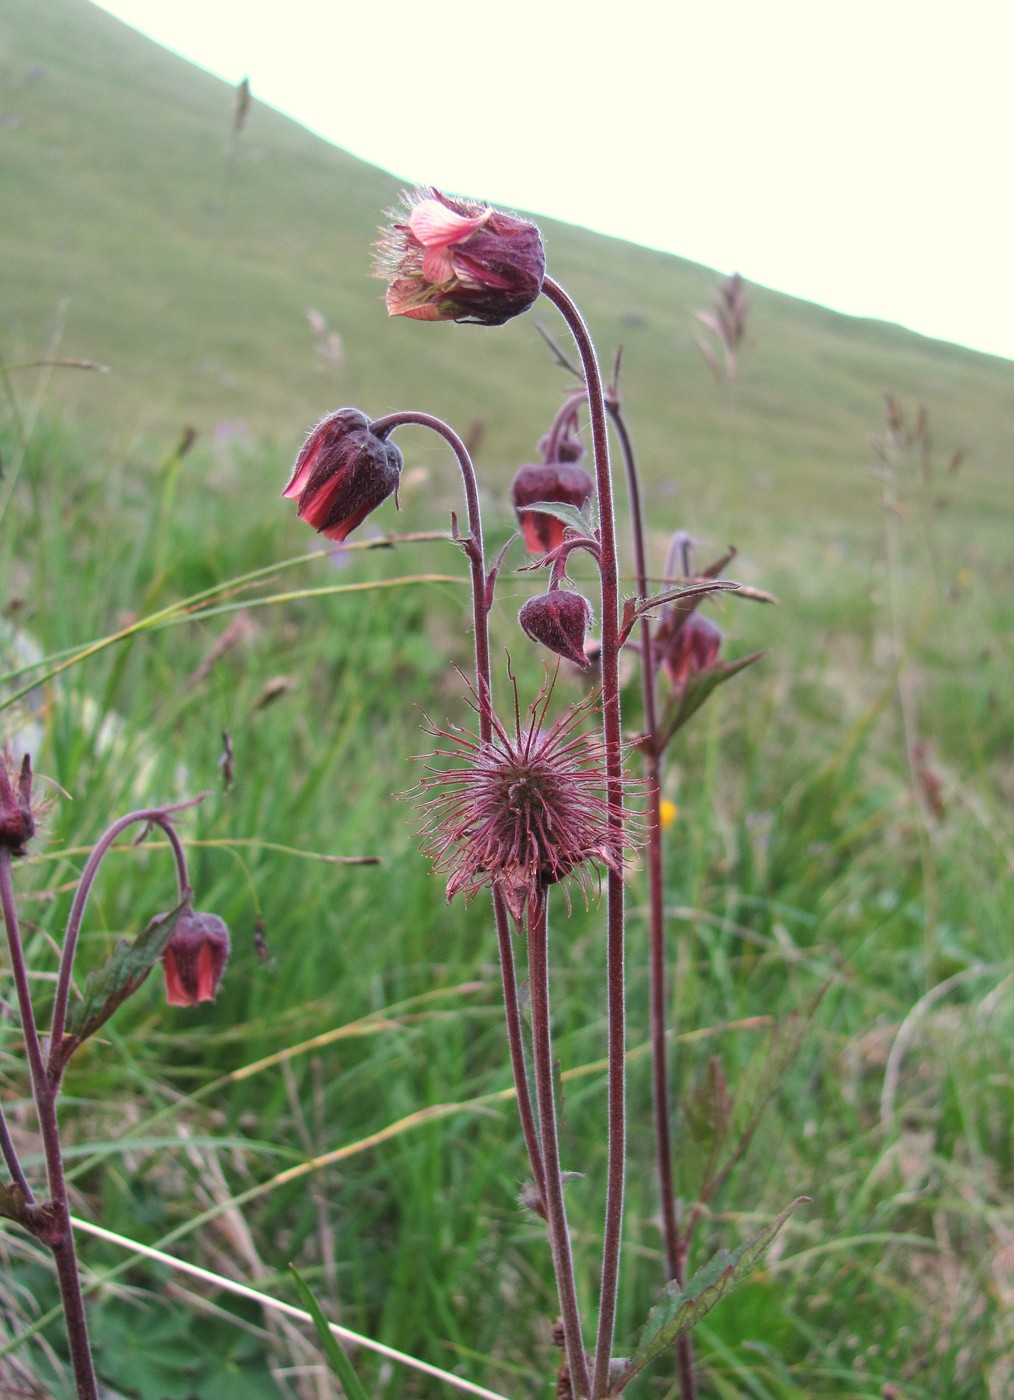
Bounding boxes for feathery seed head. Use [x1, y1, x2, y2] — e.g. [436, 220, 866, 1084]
[413, 679, 640, 923]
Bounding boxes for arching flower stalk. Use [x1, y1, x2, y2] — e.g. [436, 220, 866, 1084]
[0, 785, 218, 1400]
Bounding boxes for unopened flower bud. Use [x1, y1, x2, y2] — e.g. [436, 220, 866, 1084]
[658, 613, 722, 689]
[161, 911, 231, 1007]
[283, 408, 402, 542]
[376, 189, 545, 327]
[0, 752, 35, 857]
[510, 462, 594, 554]
[537, 426, 584, 465]
[519, 591, 593, 669]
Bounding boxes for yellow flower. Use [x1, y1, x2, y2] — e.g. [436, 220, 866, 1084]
[659, 799, 678, 830]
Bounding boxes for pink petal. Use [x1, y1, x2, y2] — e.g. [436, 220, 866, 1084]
[409, 198, 488, 249]
[398, 302, 449, 322]
[282, 440, 322, 499]
[421, 244, 457, 283]
[385, 281, 450, 320]
[195, 942, 219, 1002]
[163, 956, 195, 1007]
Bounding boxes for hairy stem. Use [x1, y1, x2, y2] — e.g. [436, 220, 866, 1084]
[368, 411, 493, 720]
[0, 849, 98, 1400]
[527, 892, 590, 1398]
[493, 888, 546, 1202]
[50, 803, 193, 1060]
[609, 405, 695, 1398]
[367, 412, 547, 1200]
[0, 1099, 33, 1201]
[541, 277, 626, 1398]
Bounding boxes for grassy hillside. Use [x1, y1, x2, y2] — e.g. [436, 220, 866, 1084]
[3, 0, 1013, 559]
[1, 3, 1013, 1399]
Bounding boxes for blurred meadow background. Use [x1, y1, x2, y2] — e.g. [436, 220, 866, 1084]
[2, 0, 1013, 1395]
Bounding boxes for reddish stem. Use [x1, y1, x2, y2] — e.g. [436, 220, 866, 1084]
[50, 805, 193, 1060]
[527, 892, 590, 1398]
[367, 410, 546, 1202]
[0, 849, 98, 1400]
[608, 403, 696, 1398]
[541, 277, 626, 1399]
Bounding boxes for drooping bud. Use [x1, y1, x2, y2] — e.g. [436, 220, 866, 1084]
[376, 189, 545, 327]
[283, 408, 402, 543]
[537, 423, 585, 465]
[0, 752, 35, 857]
[519, 591, 593, 669]
[510, 462, 594, 554]
[161, 911, 231, 1007]
[657, 613, 722, 690]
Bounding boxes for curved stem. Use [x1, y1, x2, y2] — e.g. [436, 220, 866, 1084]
[547, 536, 601, 587]
[367, 412, 547, 1207]
[541, 277, 625, 1398]
[369, 411, 493, 723]
[527, 892, 589, 1398]
[609, 404, 695, 1397]
[1, 850, 98, 1400]
[0, 1107, 33, 1200]
[541, 391, 586, 462]
[50, 805, 193, 1056]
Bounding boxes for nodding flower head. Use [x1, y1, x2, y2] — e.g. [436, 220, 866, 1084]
[519, 590, 594, 670]
[161, 911, 231, 1007]
[413, 679, 640, 923]
[376, 189, 545, 327]
[0, 751, 36, 857]
[510, 462, 595, 555]
[656, 612, 722, 690]
[283, 408, 403, 543]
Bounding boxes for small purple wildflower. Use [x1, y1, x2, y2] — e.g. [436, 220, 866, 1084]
[376, 189, 545, 327]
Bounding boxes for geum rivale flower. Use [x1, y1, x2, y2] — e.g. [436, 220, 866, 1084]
[161, 911, 231, 1007]
[0, 750, 36, 857]
[413, 681, 641, 923]
[519, 589, 594, 670]
[283, 408, 402, 542]
[376, 189, 545, 326]
[510, 461, 594, 555]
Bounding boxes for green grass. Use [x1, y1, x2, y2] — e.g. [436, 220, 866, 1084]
[2, 2, 1013, 1396]
[2, 393, 1010, 1397]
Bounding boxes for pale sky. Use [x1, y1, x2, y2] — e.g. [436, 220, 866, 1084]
[93, 0, 1014, 363]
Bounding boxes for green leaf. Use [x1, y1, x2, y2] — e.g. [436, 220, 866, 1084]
[55, 896, 191, 1071]
[290, 1265, 370, 1400]
[611, 1198, 808, 1392]
[0, 1182, 32, 1228]
[657, 651, 763, 749]
[522, 499, 596, 539]
[680, 985, 827, 1207]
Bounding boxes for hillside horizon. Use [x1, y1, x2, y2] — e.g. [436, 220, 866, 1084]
[2, 0, 1012, 564]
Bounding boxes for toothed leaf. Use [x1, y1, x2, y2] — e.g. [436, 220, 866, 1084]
[56, 896, 192, 1068]
[611, 1198, 808, 1391]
